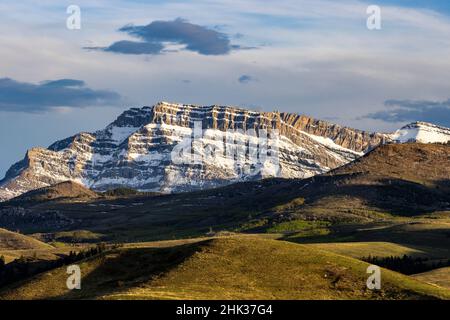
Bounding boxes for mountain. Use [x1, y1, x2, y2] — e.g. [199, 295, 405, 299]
[0, 102, 387, 201]
[390, 121, 450, 143]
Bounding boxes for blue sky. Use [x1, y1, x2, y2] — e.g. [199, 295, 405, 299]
[376, 0, 450, 14]
[1, 0, 450, 177]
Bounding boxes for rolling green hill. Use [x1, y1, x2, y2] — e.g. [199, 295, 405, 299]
[0, 228, 56, 264]
[0, 228, 52, 251]
[303, 242, 429, 259]
[7, 181, 99, 204]
[1, 236, 449, 300]
[413, 267, 450, 290]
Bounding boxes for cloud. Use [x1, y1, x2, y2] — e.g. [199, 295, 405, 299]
[96, 18, 241, 56]
[364, 99, 450, 126]
[238, 74, 256, 84]
[104, 40, 164, 55]
[42, 79, 85, 87]
[0, 78, 122, 113]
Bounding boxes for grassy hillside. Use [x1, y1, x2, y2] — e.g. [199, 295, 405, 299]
[0, 228, 92, 264]
[7, 181, 98, 204]
[0, 228, 52, 251]
[1, 236, 449, 300]
[0, 228, 58, 263]
[303, 242, 429, 259]
[413, 267, 450, 290]
[284, 220, 450, 250]
[32, 230, 105, 244]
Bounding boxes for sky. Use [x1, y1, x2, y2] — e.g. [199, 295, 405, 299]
[1, 0, 450, 177]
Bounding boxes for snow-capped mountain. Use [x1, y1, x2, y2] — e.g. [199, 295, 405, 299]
[390, 121, 450, 144]
[0, 102, 388, 201]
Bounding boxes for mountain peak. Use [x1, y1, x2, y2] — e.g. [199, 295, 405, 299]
[391, 121, 450, 144]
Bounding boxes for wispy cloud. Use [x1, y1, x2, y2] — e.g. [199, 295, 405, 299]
[0, 78, 122, 113]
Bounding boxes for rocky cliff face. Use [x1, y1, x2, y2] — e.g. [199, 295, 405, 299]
[0, 102, 388, 201]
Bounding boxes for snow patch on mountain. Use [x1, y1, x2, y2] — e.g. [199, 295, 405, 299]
[390, 122, 450, 144]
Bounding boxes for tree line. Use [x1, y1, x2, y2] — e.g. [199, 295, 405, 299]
[362, 254, 450, 275]
[0, 243, 117, 288]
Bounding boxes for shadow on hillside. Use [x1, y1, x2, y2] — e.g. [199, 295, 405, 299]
[298, 175, 450, 216]
[55, 240, 207, 300]
[285, 222, 450, 253]
[0, 178, 309, 241]
[3, 175, 450, 242]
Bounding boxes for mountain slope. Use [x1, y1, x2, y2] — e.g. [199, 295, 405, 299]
[0, 102, 386, 201]
[1, 236, 449, 300]
[271, 142, 450, 222]
[331, 142, 450, 185]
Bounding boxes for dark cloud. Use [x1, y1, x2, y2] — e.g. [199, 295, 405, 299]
[104, 40, 164, 55]
[0, 78, 121, 113]
[96, 18, 241, 56]
[364, 99, 450, 126]
[238, 75, 256, 84]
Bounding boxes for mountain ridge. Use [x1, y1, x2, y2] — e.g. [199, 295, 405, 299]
[1, 102, 450, 202]
[0, 102, 388, 201]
